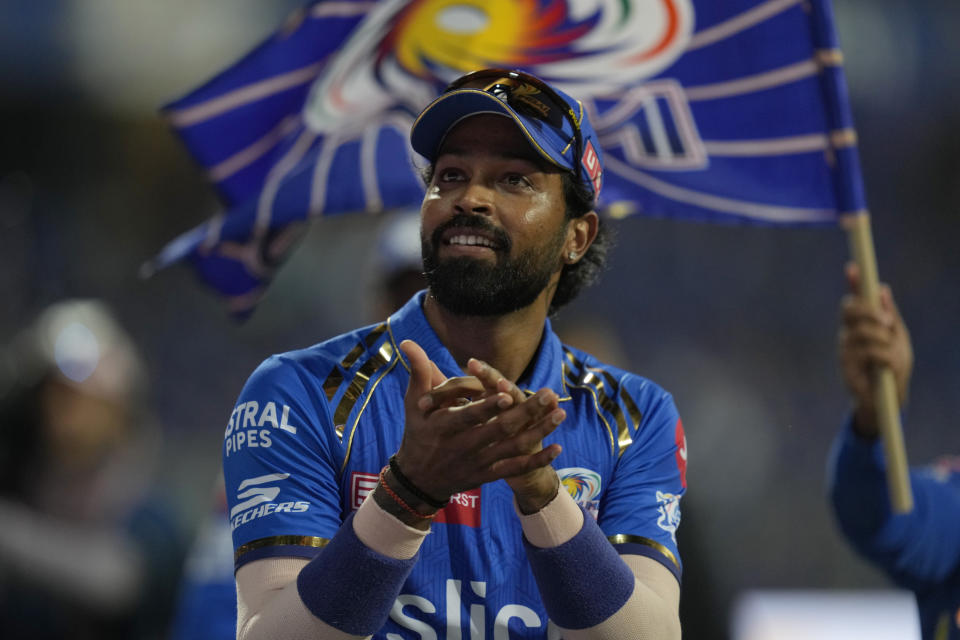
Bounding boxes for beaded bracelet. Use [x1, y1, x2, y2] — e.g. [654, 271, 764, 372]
[379, 466, 436, 521]
[389, 454, 448, 509]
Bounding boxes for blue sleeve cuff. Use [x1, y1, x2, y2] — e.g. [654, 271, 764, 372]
[296, 512, 417, 635]
[827, 415, 894, 544]
[523, 507, 634, 630]
[839, 416, 885, 465]
[610, 540, 681, 584]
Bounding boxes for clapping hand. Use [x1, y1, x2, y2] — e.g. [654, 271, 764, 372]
[395, 340, 564, 510]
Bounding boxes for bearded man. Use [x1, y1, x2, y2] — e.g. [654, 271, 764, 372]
[225, 69, 687, 640]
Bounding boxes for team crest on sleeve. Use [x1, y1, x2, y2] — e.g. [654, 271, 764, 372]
[557, 467, 602, 519]
[656, 490, 681, 543]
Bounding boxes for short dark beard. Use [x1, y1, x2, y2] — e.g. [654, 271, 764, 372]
[422, 213, 566, 316]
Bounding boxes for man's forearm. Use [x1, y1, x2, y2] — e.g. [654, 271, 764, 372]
[519, 489, 681, 639]
[237, 493, 428, 639]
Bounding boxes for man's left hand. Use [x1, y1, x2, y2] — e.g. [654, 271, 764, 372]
[462, 358, 563, 514]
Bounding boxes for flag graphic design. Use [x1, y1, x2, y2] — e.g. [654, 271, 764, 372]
[152, 0, 865, 314]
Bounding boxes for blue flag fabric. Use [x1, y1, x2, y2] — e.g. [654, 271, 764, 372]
[151, 0, 867, 315]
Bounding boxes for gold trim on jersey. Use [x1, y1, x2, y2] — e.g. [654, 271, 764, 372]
[234, 535, 330, 563]
[607, 534, 679, 571]
[341, 352, 401, 473]
[562, 349, 637, 457]
[322, 323, 388, 406]
[621, 388, 643, 433]
[386, 317, 411, 374]
[349, 324, 389, 368]
[564, 365, 617, 450]
[323, 369, 343, 403]
[334, 340, 395, 428]
[587, 366, 638, 454]
[588, 365, 643, 431]
[563, 360, 615, 453]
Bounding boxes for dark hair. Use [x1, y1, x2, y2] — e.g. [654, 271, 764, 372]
[418, 165, 613, 315]
[550, 172, 612, 315]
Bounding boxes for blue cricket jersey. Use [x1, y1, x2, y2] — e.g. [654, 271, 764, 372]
[829, 422, 960, 639]
[223, 291, 686, 638]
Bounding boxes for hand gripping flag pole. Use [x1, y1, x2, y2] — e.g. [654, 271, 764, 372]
[811, 0, 912, 513]
[843, 213, 912, 513]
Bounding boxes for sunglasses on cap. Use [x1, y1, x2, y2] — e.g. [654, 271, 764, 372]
[443, 68, 586, 191]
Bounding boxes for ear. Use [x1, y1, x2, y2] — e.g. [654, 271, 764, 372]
[563, 211, 599, 264]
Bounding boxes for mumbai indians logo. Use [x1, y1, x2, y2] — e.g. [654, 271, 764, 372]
[656, 490, 681, 543]
[557, 467, 602, 519]
[304, 0, 695, 131]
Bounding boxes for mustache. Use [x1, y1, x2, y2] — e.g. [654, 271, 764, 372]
[430, 214, 511, 251]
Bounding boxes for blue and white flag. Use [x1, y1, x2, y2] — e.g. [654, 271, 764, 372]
[150, 0, 866, 315]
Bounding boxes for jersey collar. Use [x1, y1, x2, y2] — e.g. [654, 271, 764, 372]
[387, 290, 566, 397]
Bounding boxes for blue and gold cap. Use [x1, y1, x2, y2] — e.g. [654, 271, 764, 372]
[410, 69, 603, 201]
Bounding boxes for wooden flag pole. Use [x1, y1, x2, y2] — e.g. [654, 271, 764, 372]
[842, 212, 913, 513]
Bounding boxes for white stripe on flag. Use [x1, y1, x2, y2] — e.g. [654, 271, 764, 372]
[361, 125, 384, 213]
[207, 115, 301, 182]
[166, 61, 325, 128]
[686, 0, 804, 52]
[309, 135, 341, 217]
[310, 2, 378, 18]
[684, 59, 819, 102]
[703, 133, 829, 156]
[255, 130, 317, 232]
[702, 129, 857, 156]
[604, 155, 836, 224]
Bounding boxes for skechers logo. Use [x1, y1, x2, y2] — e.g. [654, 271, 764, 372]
[230, 473, 308, 530]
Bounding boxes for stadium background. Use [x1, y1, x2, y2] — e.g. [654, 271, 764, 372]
[0, 1, 957, 637]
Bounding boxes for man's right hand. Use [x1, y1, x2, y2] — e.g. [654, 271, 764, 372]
[394, 340, 564, 503]
[838, 263, 913, 438]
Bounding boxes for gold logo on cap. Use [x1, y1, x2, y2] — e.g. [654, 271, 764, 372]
[482, 77, 551, 119]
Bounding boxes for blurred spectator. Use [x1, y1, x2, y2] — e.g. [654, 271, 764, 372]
[368, 209, 428, 319]
[0, 299, 185, 640]
[828, 264, 960, 640]
[168, 477, 235, 640]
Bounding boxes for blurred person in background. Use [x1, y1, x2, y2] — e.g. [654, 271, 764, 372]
[168, 476, 236, 640]
[370, 209, 429, 320]
[0, 299, 185, 640]
[829, 264, 960, 639]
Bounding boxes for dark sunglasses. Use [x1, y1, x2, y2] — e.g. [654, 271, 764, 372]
[444, 68, 584, 184]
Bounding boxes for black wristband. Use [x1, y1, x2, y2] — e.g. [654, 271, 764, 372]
[388, 454, 448, 509]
